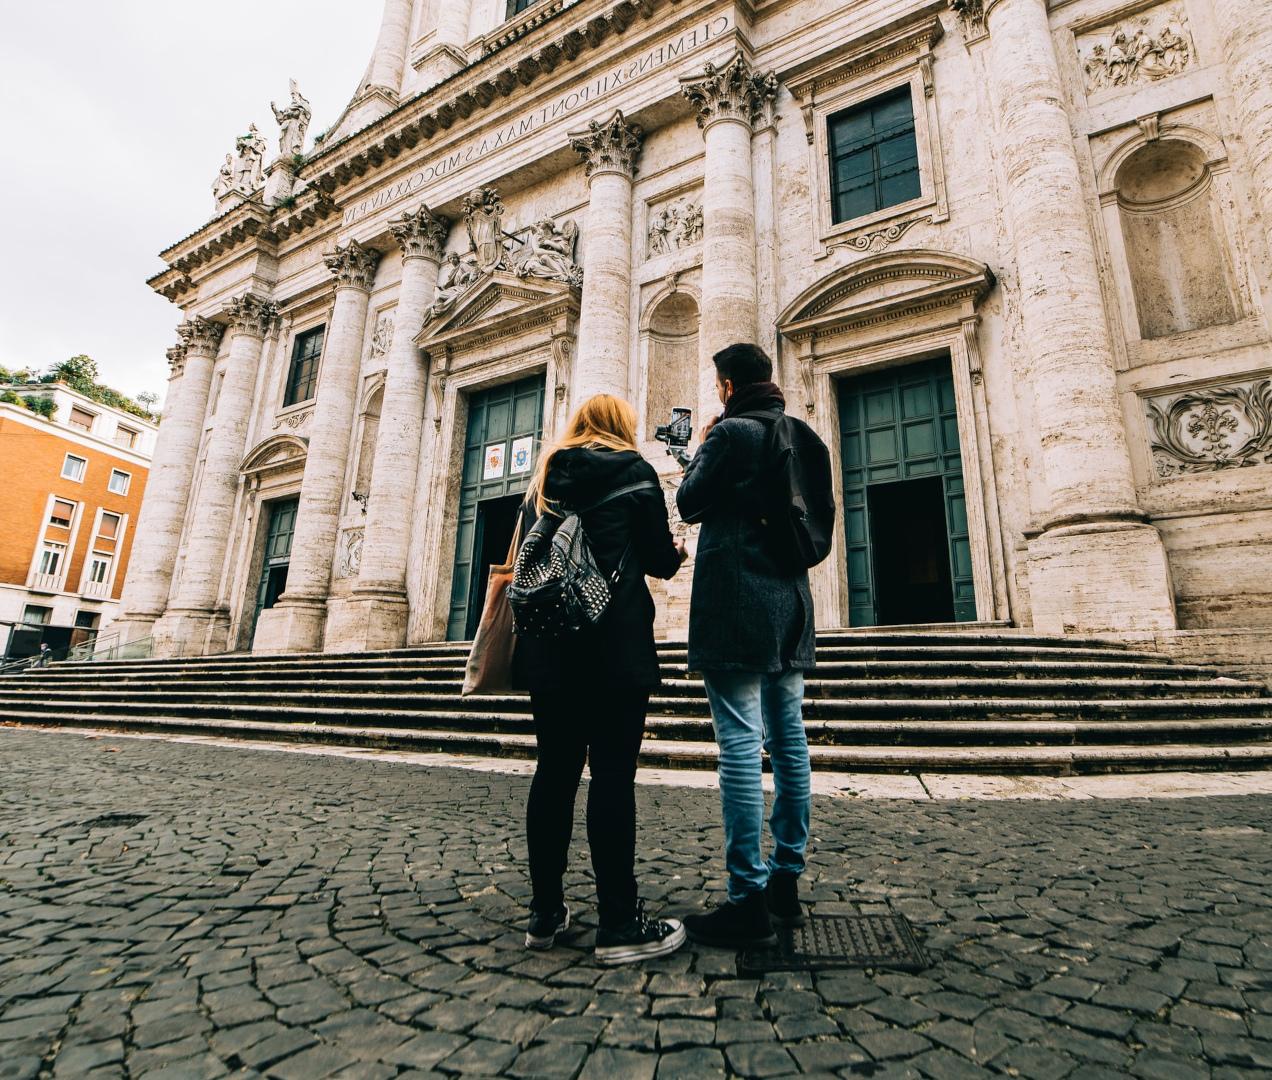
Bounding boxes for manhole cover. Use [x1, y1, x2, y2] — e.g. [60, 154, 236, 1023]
[84, 813, 147, 829]
[737, 914, 929, 975]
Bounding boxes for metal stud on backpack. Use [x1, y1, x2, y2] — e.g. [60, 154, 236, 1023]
[508, 480, 658, 639]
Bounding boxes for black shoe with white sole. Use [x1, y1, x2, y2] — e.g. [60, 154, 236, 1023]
[525, 905, 570, 950]
[594, 900, 686, 966]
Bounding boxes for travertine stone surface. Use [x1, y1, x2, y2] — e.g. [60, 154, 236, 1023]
[332, 208, 445, 651]
[155, 296, 276, 655]
[1211, 0, 1272, 261]
[254, 242, 381, 654]
[984, 0, 1174, 632]
[570, 110, 643, 404]
[682, 52, 777, 359]
[114, 319, 224, 644]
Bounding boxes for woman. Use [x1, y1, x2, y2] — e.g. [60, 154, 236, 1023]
[513, 394, 688, 966]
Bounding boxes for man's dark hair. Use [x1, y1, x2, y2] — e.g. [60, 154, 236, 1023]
[713, 343, 773, 387]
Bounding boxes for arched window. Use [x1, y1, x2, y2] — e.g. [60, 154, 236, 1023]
[1116, 140, 1238, 339]
[643, 292, 700, 441]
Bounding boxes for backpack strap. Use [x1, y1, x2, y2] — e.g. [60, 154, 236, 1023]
[577, 479, 659, 514]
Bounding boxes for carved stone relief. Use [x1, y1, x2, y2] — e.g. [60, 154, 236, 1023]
[370, 313, 394, 361]
[827, 218, 922, 256]
[1078, 6, 1193, 93]
[273, 408, 312, 432]
[647, 198, 703, 256]
[336, 526, 364, 578]
[1146, 378, 1272, 477]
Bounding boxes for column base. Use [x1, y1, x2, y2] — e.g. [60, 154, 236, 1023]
[324, 590, 409, 653]
[105, 614, 159, 650]
[1027, 520, 1177, 635]
[151, 609, 225, 658]
[251, 598, 329, 655]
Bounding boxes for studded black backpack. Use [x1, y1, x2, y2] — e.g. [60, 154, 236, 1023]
[508, 480, 658, 639]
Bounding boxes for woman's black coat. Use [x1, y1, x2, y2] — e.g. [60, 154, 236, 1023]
[675, 406, 816, 674]
[511, 447, 682, 693]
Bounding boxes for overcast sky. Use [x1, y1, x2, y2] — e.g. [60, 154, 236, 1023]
[0, 1, 384, 405]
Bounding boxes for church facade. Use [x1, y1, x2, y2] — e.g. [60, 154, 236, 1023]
[115, 0, 1272, 673]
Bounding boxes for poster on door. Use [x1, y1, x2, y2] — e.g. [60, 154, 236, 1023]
[510, 436, 534, 475]
[483, 442, 506, 480]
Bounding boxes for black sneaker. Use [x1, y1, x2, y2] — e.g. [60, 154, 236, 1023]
[765, 873, 806, 928]
[684, 891, 777, 948]
[594, 900, 686, 966]
[525, 904, 570, 950]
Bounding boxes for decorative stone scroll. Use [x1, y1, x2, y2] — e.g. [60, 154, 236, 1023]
[568, 109, 644, 179]
[273, 408, 313, 432]
[336, 526, 364, 578]
[826, 218, 922, 256]
[390, 204, 448, 261]
[1078, 6, 1193, 93]
[166, 345, 187, 379]
[680, 51, 779, 131]
[177, 316, 226, 355]
[1147, 378, 1272, 477]
[223, 293, 278, 338]
[648, 199, 703, 256]
[325, 240, 381, 291]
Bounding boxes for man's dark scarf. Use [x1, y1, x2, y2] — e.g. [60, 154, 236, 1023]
[723, 381, 785, 420]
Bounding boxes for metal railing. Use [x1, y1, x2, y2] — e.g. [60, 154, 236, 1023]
[64, 634, 157, 662]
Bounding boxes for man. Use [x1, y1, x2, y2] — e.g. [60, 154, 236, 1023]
[676, 342, 816, 947]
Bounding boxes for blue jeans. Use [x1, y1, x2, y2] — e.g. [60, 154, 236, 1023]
[702, 670, 811, 902]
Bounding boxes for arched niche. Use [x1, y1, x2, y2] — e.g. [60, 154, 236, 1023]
[352, 381, 385, 504]
[641, 289, 701, 441]
[1114, 140, 1239, 339]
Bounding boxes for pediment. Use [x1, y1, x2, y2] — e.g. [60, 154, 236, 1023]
[779, 250, 995, 340]
[414, 271, 579, 352]
[240, 433, 308, 476]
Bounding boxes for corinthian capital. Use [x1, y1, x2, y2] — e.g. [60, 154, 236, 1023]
[177, 315, 226, 355]
[568, 109, 644, 180]
[166, 344, 187, 379]
[680, 51, 778, 132]
[391, 204, 448, 261]
[326, 239, 382, 291]
[223, 293, 279, 338]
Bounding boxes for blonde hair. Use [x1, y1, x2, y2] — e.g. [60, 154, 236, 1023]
[527, 394, 639, 514]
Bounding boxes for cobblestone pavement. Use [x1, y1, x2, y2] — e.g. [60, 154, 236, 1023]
[2, 731, 1271, 1080]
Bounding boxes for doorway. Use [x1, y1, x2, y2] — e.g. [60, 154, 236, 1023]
[447, 375, 545, 640]
[249, 497, 298, 645]
[837, 355, 974, 626]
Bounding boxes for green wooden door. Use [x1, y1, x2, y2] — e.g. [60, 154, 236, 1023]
[250, 497, 298, 643]
[447, 375, 545, 640]
[837, 356, 975, 626]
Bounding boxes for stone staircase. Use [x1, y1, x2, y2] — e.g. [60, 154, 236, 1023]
[3, 629, 1272, 773]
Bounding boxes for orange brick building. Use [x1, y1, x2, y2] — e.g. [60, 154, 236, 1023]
[0, 384, 155, 658]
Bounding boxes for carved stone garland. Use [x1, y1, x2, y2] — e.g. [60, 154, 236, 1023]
[1147, 378, 1272, 476]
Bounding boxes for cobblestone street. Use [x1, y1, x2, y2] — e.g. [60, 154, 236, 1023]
[2, 730, 1271, 1079]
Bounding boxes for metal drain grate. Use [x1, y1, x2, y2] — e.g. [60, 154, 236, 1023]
[84, 813, 147, 829]
[737, 914, 929, 975]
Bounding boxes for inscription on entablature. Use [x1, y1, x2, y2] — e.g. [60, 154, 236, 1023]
[342, 12, 733, 227]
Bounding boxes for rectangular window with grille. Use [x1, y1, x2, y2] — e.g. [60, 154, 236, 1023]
[828, 85, 922, 225]
[284, 326, 325, 407]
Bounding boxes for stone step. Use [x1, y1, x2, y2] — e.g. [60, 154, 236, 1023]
[9, 659, 1236, 688]
[1, 674, 1263, 703]
[4, 690, 1272, 725]
[7, 711, 1272, 772]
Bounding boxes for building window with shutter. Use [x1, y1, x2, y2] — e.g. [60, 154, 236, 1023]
[99, 511, 121, 539]
[284, 326, 325, 407]
[49, 499, 76, 528]
[38, 543, 65, 576]
[828, 85, 922, 225]
[88, 553, 112, 584]
[114, 425, 138, 449]
[68, 405, 97, 432]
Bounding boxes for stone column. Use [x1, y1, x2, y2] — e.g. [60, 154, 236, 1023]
[680, 52, 777, 362]
[1212, 0, 1272, 260]
[567, 110, 643, 405]
[253, 241, 381, 653]
[330, 207, 447, 651]
[154, 294, 277, 656]
[982, 0, 1175, 633]
[113, 319, 225, 645]
[365, 0, 411, 96]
